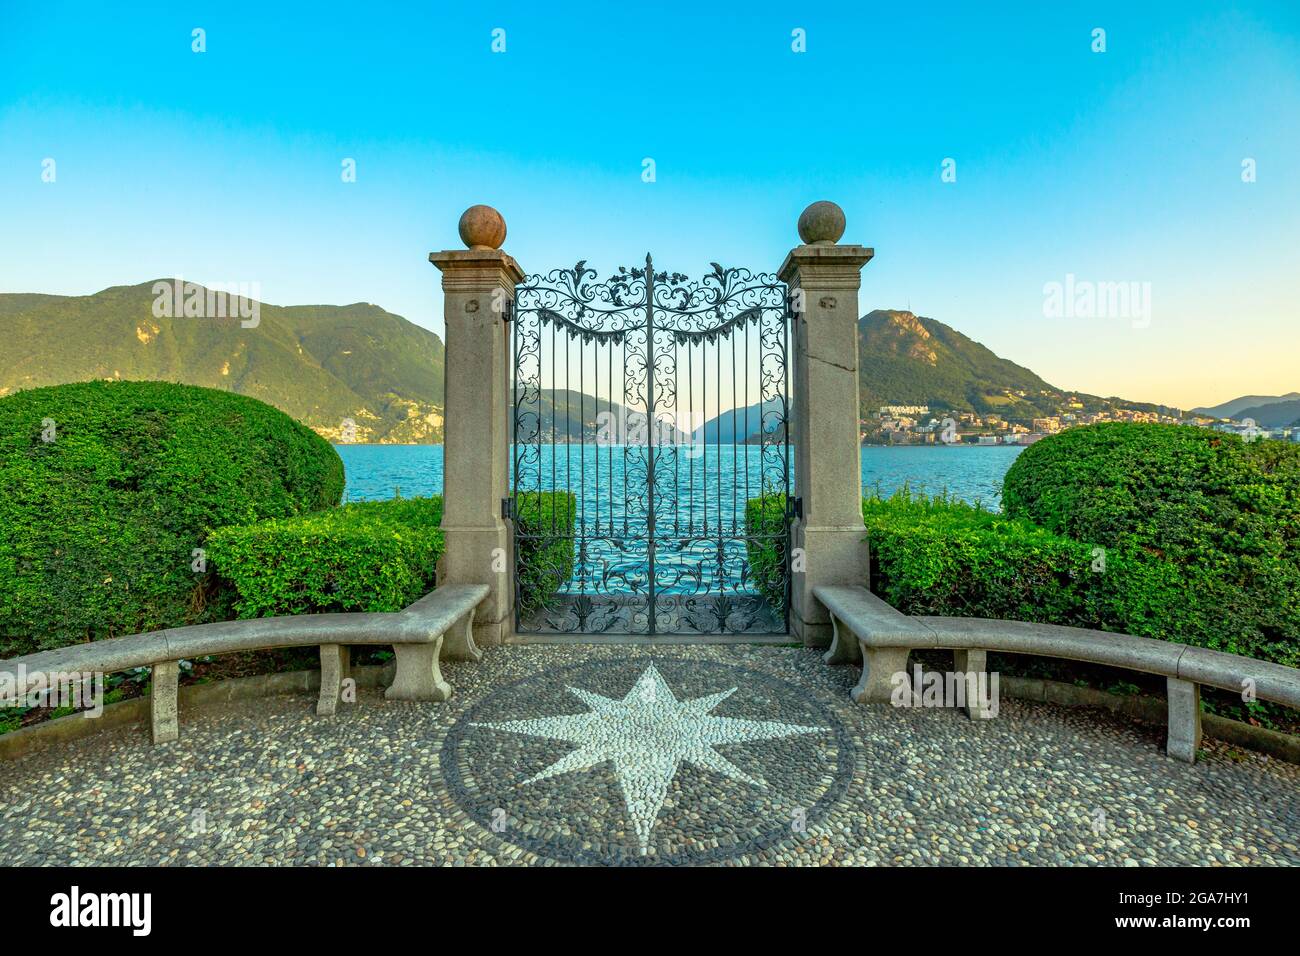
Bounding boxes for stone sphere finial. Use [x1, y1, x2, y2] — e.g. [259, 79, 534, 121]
[797, 201, 846, 245]
[458, 204, 507, 250]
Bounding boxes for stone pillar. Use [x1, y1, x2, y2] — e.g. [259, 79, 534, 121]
[429, 205, 524, 647]
[778, 202, 874, 647]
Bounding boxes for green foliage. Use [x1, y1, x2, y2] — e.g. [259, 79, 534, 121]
[1002, 423, 1300, 666]
[862, 490, 1101, 624]
[208, 497, 444, 618]
[744, 488, 1100, 625]
[514, 492, 577, 614]
[744, 495, 789, 609]
[0, 381, 344, 654]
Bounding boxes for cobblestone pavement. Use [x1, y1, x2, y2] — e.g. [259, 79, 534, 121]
[2, 645, 1297, 866]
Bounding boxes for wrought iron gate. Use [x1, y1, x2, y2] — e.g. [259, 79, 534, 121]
[510, 256, 793, 636]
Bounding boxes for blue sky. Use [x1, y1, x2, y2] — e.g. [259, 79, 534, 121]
[1, 0, 1297, 408]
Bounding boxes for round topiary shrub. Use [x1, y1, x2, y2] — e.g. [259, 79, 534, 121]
[0, 381, 344, 653]
[1002, 422, 1300, 666]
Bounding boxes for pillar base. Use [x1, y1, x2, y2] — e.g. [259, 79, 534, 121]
[471, 618, 509, 647]
[791, 523, 869, 649]
[792, 613, 833, 649]
[439, 523, 511, 651]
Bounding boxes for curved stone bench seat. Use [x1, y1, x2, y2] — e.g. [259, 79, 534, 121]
[813, 584, 1300, 764]
[0, 583, 489, 746]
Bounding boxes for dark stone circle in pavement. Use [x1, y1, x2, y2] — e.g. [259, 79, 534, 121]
[440, 658, 855, 865]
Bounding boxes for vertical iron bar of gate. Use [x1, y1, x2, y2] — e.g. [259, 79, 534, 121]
[579, 340, 584, 587]
[644, 254, 657, 635]
[510, 292, 520, 633]
[783, 292, 795, 633]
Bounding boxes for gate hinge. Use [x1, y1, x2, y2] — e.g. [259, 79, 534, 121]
[501, 297, 514, 324]
[501, 497, 514, 520]
[788, 496, 803, 520]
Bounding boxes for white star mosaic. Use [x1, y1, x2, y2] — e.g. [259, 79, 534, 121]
[472, 663, 829, 854]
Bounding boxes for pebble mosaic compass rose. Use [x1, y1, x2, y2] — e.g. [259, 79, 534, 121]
[442, 659, 856, 865]
[473, 663, 827, 854]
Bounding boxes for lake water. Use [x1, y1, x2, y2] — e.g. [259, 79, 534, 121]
[336, 443, 1023, 511]
[338, 442, 1022, 627]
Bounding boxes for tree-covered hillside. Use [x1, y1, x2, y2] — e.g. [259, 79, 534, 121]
[857, 310, 1179, 420]
[0, 281, 446, 442]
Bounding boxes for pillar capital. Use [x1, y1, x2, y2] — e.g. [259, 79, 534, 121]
[777, 244, 874, 289]
[428, 248, 526, 294]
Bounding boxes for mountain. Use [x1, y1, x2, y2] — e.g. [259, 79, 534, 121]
[1, 284, 1186, 444]
[855, 310, 1180, 419]
[1231, 400, 1300, 428]
[1192, 393, 1300, 420]
[0, 280, 446, 443]
[694, 399, 785, 443]
[524, 389, 633, 442]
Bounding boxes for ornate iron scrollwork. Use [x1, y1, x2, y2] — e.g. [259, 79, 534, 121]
[512, 255, 792, 636]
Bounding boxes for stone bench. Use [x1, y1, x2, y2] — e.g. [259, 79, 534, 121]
[814, 584, 1300, 763]
[0, 583, 488, 745]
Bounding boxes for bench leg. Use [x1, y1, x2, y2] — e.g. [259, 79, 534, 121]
[317, 644, 352, 716]
[151, 660, 179, 744]
[823, 613, 863, 666]
[851, 645, 912, 705]
[1166, 677, 1202, 763]
[440, 610, 481, 663]
[386, 637, 452, 702]
[954, 649, 997, 719]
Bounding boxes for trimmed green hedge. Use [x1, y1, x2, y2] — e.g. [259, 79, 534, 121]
[0, 381, 343, 654]
[514, 491, 577, 614]
[1003, 423, 1300, 667]
[210, 490, 577, 621]
[862, 491, 1102, 625]
[744, 495, 789, 609]
[208, 497, 445, 618]
[744, 491, 1100, 625]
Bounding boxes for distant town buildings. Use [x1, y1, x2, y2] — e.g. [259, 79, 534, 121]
[860, 401, 1299, 446]
[1205, 419, 1300, 442]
